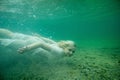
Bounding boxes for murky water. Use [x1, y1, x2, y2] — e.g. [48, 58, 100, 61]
[0, 0, 120, 80]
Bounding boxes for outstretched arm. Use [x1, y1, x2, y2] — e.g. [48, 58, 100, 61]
[18, 41, 51, 54]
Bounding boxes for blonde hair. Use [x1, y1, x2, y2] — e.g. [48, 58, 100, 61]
[57, 40, 76, 56]
[57, 40, 75, 50]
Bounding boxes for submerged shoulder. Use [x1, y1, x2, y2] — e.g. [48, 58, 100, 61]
[50, 44, 63, 54]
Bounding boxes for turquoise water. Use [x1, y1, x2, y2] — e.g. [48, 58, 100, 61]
[0, 0, 120, 80]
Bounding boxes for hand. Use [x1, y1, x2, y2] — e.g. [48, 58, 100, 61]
[17, 46, 28, 54]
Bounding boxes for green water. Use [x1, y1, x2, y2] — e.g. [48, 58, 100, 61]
[0, 0, 120, 80]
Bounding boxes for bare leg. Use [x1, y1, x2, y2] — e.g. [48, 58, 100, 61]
[0, 28, 14, 38]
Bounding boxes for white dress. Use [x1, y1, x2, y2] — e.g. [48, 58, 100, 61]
[0, 33, 64, 57]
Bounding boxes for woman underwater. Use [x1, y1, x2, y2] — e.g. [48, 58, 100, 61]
[0, 28, 76, 57]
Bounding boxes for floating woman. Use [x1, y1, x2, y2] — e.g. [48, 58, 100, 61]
[0, 28, 76, 57]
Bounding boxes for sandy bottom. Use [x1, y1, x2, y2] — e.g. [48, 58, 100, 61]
[0, 46, 120, 80]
